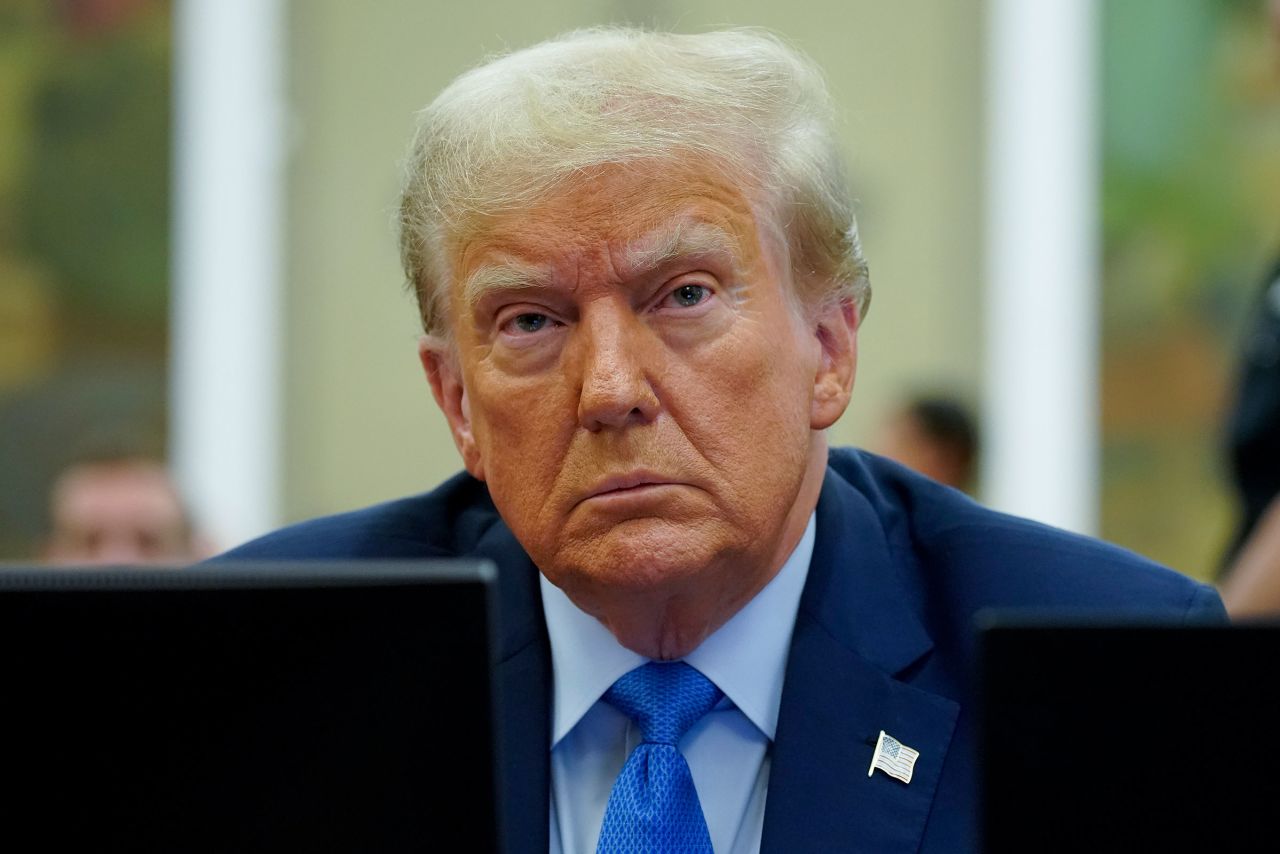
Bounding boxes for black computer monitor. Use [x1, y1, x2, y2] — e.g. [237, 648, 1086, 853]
[980, 620, 1280, 853]
[0, 562, 497, 853]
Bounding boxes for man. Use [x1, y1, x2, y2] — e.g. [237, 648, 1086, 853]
[223, 29, 1224, 853]
[44, 453, 205, 565]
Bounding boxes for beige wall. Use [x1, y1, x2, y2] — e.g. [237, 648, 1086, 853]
[282, 0, 984, 521]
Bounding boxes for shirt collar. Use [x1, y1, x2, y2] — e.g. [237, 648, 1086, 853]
[540, 512, 816, 746]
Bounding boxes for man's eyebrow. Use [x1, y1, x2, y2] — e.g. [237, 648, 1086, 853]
[616, 220, 743, 280]
[461, 260, 554, 309]
[461, 221, 742, 309]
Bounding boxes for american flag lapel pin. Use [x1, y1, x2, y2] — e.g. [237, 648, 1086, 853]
[868, 729, 920, 784]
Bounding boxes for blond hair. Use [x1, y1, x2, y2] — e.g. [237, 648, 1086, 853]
[398, 27, 870, 335]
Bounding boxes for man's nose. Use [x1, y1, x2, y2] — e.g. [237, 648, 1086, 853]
[574, 308, 661, 432]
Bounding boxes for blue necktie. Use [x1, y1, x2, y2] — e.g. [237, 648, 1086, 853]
[595, 661, 723, 854]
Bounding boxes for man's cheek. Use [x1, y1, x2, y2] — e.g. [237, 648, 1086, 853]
[477, 421, 559, 513]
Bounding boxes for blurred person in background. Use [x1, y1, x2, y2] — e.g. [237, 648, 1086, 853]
[1219, 0, 1280, 616]
[874, 395, 979, 493]
[1220, 258, 1280, 617]
[42, 452, 207, 565]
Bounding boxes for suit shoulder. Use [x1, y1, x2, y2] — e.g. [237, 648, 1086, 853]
[827, 447, 1224, 620]
[213, 470, 501, 561]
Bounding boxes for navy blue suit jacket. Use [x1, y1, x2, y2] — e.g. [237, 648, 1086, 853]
[222, 448, 1225, 853]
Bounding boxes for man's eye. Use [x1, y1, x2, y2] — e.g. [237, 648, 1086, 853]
[670, 284, 709, 308]
[512, 313, 549, 333]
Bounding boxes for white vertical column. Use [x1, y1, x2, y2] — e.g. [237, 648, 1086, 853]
[983, 0, 1099, 534]
[171, 0, 285, 549]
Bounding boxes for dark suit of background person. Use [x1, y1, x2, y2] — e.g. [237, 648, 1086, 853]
[220, 448, 1224, 853]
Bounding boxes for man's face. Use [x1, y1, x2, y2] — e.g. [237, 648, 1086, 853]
[45, 462, 192, 565]
[424, 163, 856, 655]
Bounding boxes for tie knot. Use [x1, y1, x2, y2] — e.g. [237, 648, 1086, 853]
[603, 662, 722, 746]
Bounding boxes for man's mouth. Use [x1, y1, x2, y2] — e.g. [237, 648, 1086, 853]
[578, 471, 682, 506]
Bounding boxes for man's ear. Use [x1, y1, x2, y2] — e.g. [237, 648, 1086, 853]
[419, 337, 485, 481]
[810, 299, 859, 431]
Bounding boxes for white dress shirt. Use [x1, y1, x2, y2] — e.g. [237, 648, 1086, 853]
[541, 514, 816, 854]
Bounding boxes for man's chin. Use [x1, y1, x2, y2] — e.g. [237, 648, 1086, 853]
[545, 519, 740, 605]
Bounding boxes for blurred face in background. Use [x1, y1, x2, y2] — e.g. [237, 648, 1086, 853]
[875, 411, 967, 491]
[873, 403, 978, 493]
[44, 459, 195, 565]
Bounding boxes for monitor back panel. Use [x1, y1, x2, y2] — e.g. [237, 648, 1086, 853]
[981, 622, 1280, 854]
[0, 563, 497, 853]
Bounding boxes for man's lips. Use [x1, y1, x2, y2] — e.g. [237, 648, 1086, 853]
[576, 471, 685, 506]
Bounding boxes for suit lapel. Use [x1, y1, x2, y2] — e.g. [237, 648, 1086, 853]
[475, 519, 551, 854]
[761, 468, 960, 854]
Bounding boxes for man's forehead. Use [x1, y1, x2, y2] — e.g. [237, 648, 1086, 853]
[465, 213, 744, 279]
[55, 463, 181, 510]
[456, 162, 760, 255]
